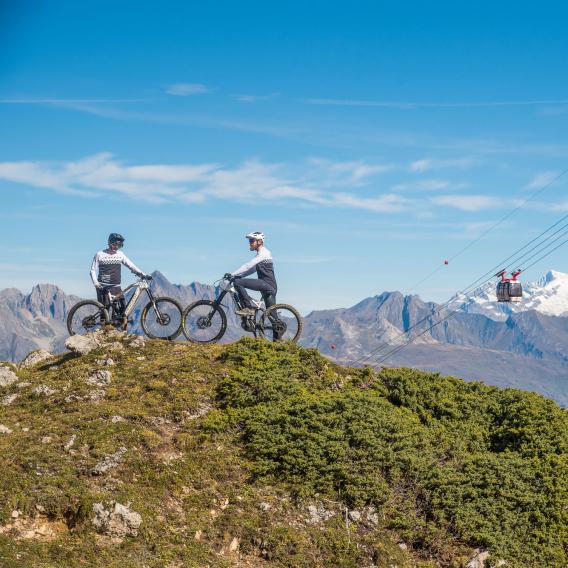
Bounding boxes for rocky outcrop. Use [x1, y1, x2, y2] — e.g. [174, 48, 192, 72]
[20, 349, 53, 368]
[0, 366, 18, 387]
[91, 502, 141, 538]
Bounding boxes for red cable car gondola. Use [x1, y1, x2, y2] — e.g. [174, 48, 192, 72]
[496, 269, 523, 302]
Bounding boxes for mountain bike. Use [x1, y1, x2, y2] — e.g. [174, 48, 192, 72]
[182, 276, 303, 343]
[67, 276, 183, 340]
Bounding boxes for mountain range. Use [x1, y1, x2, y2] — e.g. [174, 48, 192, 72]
[1, 270, 567, 404]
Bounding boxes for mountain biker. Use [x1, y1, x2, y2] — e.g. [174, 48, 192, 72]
[225, 231, 277, 316]
[90, 233, 148, 324]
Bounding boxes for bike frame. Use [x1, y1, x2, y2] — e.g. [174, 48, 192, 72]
[106, 279, 164, 319]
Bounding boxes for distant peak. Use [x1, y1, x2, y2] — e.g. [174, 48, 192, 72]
[536, 269, 568, 287]
[150, 270, 170, 283]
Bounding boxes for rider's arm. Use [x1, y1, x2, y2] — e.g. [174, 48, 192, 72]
[120, 252, 144, 277]
[231, 248, 269, 277]
[90, 253, 101, 288]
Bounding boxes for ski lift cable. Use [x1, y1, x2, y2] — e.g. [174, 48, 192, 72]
[372, 228, 568, 367]
[354, 215, 568, 366]
[407, 167, 568, 293]
[366, 225, 568, 367]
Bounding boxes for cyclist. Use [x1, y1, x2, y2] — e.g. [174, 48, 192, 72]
[225, 231, 277, 316]
[90, 233, 147, 325]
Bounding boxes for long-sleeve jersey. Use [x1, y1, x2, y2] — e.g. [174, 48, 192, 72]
[90, 249, 143, 288]
[231, 246, 277, 291]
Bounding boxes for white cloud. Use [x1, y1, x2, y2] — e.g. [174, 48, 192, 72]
[166, 83, 210, 96]
[410, 157, 475, 172]
[235, 93, 280, 103]
[431, 195, 503, 211]
[524, 171, 560, 190]
[0, 154, 409, 214]
[392, 179, 454, 192]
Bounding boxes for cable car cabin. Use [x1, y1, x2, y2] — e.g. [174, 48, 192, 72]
[496, 270, 523, 302]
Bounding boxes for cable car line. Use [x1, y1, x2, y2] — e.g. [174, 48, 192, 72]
[371, 225, 568, 367]
[353, 213, 568, 367]
[407, 168, 568, 293]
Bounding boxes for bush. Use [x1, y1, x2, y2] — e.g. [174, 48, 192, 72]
[215, 338, 568, 566]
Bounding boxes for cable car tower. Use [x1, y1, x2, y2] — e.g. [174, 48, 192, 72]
[496, 269, 523, 302]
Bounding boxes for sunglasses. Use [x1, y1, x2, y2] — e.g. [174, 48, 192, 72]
[248, 239, 258, 244]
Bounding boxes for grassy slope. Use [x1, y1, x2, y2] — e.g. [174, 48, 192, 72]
[0, 335, 566, 567]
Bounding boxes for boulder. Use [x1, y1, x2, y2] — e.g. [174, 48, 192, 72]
[85, 370, 112, 387]
[0, 424, 13, 434]
[65, 335, 100, 355]
[0, 366, 18, 388]
[20, 349, 53, 368]
[92, 502, 142, 538]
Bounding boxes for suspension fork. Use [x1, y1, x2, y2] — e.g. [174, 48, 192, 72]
[145, 288, 165, 320]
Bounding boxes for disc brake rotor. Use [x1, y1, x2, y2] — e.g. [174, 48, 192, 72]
[197, 316, 211, 329]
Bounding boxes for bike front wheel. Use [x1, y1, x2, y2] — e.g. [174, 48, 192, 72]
[260, 304, 303, 342]
[141, 297, 183, 340]
[67, 300, 109, 336]
[182, 300, 227, 343]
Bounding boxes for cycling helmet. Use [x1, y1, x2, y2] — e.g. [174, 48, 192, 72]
[246, 231, 265, 241]
[108, 233, 125, 247]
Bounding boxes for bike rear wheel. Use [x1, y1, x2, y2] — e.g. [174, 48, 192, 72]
[141, 297, 183, 340]
[67, 300, 109, 336]
[260, 304, 303, 342]
[182, 300, 227, 343]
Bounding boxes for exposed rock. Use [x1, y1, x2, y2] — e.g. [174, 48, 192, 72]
[129, 336, 146, 349]
[1, 393, 19, 406]
[306, 503, 335, 524]
[64, 435, 76, 451]
[32, 384, 57, 396]
[465, 549, 490, 568]
[0, 514, 69, 541]
[228, 536, 239, 553]
[92, 502, 142, 538]
[95, 356, 115, 366]
[20, 349, 53, 369]
[91, 447, 127, 475]
[41, 436, 52, 444]
[111, 415, 125, 423]
[85, 370, 112, 387]
[0, 366, 18, 387]
[88, 389, 106, 402]
[65, 334, 100, 355]
[16, 382, 31, 389]
[0, 424, 13, 434]
[348, 509, 362, 522]
[258, 502, 271, 512]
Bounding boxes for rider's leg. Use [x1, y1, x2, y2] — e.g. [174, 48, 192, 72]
[261, 291, 276, 309]
[234, 278, 276, 314]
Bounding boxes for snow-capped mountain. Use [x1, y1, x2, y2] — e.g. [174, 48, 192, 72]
[453, 270, 568, 321]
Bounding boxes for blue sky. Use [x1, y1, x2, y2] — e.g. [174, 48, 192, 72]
[1, 0, 568, 312]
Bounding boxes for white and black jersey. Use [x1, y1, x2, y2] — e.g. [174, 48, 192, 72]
[231, 246, 277, 292]
[90, 249, 143, 288]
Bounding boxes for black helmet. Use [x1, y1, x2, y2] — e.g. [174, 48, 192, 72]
[108, 233, 125, 247]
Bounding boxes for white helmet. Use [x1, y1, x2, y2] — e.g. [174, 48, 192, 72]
[246, 231, 265, 241]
